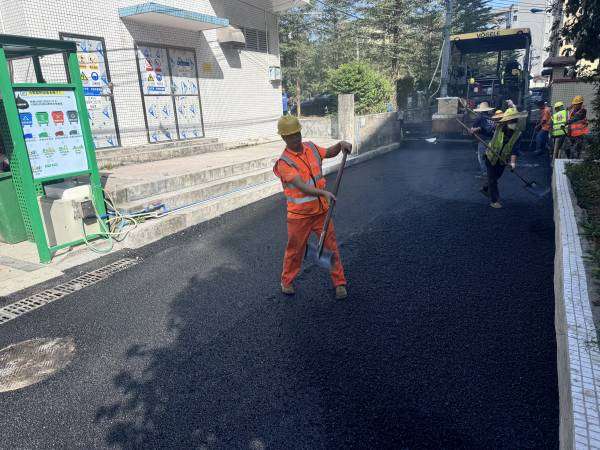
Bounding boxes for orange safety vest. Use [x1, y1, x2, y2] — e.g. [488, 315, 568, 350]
[273, 142, 328, 218]
[568, 108, 590, 137]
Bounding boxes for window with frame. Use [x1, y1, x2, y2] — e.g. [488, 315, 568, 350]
[242, 27, 268, 53]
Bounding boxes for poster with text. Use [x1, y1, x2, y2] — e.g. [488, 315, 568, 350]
[145, 96, 176, 143]
[85, 96, 118, 148]
[138, 46, 171, 95]
[63, 36, 110, 96]
[16, 90, 88, 180]
[169, 49, 198, 95]
[175, 96, 203, 140]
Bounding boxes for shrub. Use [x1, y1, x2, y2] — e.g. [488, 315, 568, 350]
[327, 61, 393, 115]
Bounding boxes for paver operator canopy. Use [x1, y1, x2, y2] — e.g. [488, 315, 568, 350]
[448, 28, 532, 110]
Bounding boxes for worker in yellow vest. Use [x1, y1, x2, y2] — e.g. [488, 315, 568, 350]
[551, 101, 567, 160]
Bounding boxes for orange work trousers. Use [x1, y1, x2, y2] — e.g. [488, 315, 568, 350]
[281, 212, 346, 287]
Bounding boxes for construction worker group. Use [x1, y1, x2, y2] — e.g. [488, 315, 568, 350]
[470, 94, 590, 208]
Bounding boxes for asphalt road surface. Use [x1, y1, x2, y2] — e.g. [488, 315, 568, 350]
[0, 142, 558, 449]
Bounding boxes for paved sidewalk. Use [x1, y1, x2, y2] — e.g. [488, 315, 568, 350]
[102, 137, 338, 194]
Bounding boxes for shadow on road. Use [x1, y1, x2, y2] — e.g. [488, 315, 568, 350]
[93, 147, 558, 449]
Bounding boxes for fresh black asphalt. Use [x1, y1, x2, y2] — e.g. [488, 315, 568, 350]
[0, 142, 558, 449]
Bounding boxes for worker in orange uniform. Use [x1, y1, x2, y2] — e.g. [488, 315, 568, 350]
[567, 95, 590, 138]
[533, 100, 551, 156]
[273, 115, 351, 300]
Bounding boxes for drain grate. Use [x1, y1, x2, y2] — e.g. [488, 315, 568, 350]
[0, 258, 138, 326]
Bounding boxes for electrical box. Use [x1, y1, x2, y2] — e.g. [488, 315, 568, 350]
[38, 184, 101, 247]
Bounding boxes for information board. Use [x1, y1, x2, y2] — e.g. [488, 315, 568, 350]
[62, 35, 119, 148]
[169, 49, 198, 95]
[138, 46, 170, 95]
[15, 89, 88, 180]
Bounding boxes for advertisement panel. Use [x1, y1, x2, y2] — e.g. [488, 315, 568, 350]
[175, 96, 203, 140]
[138, 46, 171, 95]
[169, 49, 199, 95]
[85, 96, 119, 149]
[15, 89, 88, 180]
[62, 34, 120, 148]
[145, 96, 177, 143]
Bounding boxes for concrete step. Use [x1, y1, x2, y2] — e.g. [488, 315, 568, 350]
[124, 179, 283, 249]
[108, 154, 279, 205]
[97, 140, 225, 169]
[96, 138, 219, 158]
[117, 168, 277, 213]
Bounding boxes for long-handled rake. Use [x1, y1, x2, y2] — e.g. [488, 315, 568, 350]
[455, 118, 549, 198]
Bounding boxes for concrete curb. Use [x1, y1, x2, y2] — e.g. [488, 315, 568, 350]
[553, 159, 600, 449]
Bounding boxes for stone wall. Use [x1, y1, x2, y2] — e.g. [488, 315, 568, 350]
[300, 116, 338, 139]
[355, 112, 401, 155]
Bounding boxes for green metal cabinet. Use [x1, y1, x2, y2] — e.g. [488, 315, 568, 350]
[0, 34, 106, 262]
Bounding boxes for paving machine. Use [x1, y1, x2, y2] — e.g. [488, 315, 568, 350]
[432, 28, 532, 135]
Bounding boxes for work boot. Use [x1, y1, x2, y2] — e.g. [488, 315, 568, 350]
[490, 202, 503, 209]
[281, 283, 295, 295]
[335, 285, 348, 300]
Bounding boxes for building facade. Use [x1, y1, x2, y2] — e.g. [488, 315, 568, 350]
[0, 0, 305, 150]
[510, 0, 552, 87]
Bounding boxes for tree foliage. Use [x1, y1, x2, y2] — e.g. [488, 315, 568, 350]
[559, 0, 600, 156]
[327, 61, 393, 114]
[279, 0, 500, 113]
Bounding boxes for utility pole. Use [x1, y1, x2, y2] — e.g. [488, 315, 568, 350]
[439, 0, 454, 98]
[506, 4, 513, 29]
[550, 0, 563, 57]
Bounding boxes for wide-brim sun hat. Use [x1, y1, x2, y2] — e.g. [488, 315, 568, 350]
[492, 110, 504, 120]
[499, 109, 529, 122]
[473, 101, 495, 112]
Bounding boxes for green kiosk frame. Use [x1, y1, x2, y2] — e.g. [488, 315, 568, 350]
[0, 34, 106, 263]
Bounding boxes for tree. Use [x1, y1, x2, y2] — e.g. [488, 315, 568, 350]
[559, 0, 600, 155]
[279, 7, 318, 115]
[452, 0, 496, 34]
[327, 61, 393, 114]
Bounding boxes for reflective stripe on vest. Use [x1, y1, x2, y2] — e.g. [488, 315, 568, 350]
[306, 142, 322, 167]
[486, 127, 520, 165]
[287, 195, 318, 204]
[275, 142, 327, 216]
[552, 110, 567, 137]
[570, 121, 590, 137]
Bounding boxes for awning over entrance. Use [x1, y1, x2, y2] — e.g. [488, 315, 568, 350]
[118, 2, 229, 31]
[451, 28, 531, 53]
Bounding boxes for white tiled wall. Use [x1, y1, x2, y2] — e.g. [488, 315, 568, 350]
[0, 0, 282, 147]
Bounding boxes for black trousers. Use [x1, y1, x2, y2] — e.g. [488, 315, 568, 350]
[484, 157, 506, 203]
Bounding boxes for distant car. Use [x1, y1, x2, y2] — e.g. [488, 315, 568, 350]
[290, 94, 336, 116]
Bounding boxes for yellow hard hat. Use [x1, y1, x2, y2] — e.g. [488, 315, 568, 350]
[277, 115, 301, 136]
[554, 101, 564, 109]
[572, 95, 584, 105]
[492, 110, 504, 120]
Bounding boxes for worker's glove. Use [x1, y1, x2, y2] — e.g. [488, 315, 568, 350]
[340, 141, 353, 154]
[321, 190, 337, 203]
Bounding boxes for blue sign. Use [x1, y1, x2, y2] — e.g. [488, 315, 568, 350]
[19, 112, 32, 126]
[84, 87, 102, 96]
[91, 72, 99, 81]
